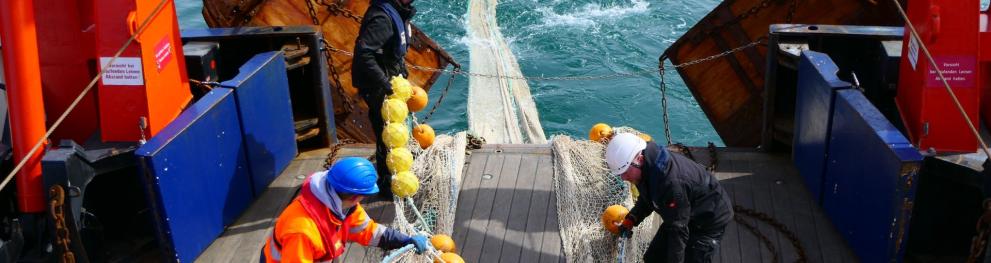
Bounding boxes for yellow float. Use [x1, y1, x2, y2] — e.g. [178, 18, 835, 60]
[388, 76, 413, 101]
[381, 98, 409, 123]
[382, 122, 410, 149]
[386, 147, 414, 174]
[638, 133, 652, 142]
[391, 171, 420, 198]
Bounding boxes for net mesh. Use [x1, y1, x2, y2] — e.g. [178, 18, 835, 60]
[379, 132, 470, 262]
[551, 129, 660, 263]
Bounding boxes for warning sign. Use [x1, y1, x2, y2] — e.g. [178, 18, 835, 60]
[100, 57, 144, 86]
[907, 36, 919, 70]
[926, 56, 976, 88]
[154, 36, 173, 72]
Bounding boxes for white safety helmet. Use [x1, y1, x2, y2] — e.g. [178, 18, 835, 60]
[605, 133, 647, 175]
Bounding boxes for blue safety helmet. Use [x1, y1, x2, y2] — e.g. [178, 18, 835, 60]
[327, 157, 380, 195]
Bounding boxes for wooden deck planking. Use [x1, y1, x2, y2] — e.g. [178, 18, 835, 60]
[498, 154, 541, 262]
[537, 156, 562, 263]
[478, 154, 523, 262]
[519, 156, 556, 263]
[730, 158, 766, 263]
[751, 157, 795, 263]
[712, 149, 857, 263]
[196, 146, 375, 263]
[716, 158, 743, 263]
[461, 153, 507, 262]
[197, 144, 859, 263]
[453, 151, 489, 251]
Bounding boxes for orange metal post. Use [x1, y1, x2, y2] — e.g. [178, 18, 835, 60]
[0, 0, 49, 213]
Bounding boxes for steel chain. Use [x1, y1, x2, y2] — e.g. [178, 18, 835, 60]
[659, 62, 673, 144]
[304, 0, 321, 25]
[319, 39, 357, 111]
[676, 145, 808, 262]
[50, 185, 75, 263]
[735, 213, 780, 263]
[695, 0, 775, 39]
[304, 0, 357, 112]
[785, 0, 799, 23]
[320, 37, 763, 82]
[735, 205, 810, 263]
[315, 0, 363, 23]
[421, 67, 461, 122]
[967, 199, 991, 263]
[324, 139, 360, 169]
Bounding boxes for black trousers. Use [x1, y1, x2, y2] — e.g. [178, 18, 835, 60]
[362, 91, 391, 196]
[644, 224, 726, 263]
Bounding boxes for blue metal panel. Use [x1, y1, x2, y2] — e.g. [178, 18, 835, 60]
[823, 89, 923, 263]
[792, 51, 853, 203]
[219, 51, 297, 196]
[137, 89, 253, 263]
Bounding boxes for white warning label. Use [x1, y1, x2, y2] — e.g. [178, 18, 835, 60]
[100, 57, 144, 86]
[907, 36, 919, 70]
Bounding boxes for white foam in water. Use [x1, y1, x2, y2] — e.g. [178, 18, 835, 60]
[538, 0, 650, 28]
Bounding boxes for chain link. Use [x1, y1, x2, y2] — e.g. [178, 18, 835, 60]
[304, 0, 321, 25]
[785, 0, 799, 23]
[422, 67, 461, 122]
[735, 213, 781, 263]
[50, 185, 75, 263]
[676, 144, 807, 262]
[315, 0, 364, 23]
[695, 0, 775, 39]
[324, 138, 360, 169]
[735, 206, 810, 263]
[968, 199, 991, 263]
[320, 39, 357, 111]
[304, 0, 357, 112]
[320, 36, 763, 82]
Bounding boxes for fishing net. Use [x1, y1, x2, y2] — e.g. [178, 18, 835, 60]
[551, 130, 660, 263]
[465, 0, 546, 145]
[378, 132, 470, 262]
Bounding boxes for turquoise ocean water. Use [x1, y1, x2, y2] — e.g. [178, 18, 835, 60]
[175, 0, 739, 146]
[174, 0, 991, 146]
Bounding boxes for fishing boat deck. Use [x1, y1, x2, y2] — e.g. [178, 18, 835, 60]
[196, 144, 856, 262]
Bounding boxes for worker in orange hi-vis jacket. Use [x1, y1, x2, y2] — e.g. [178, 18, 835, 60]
[263, 157, 427, 263]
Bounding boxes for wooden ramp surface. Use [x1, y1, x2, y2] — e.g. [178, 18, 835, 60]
[196, 145, 856, 263]
[195, 145, 376, 263]
[689, 148, 858, 263]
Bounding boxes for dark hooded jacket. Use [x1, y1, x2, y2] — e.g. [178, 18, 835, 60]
[352, 0, 416, 99]
[628, 142, 733, 262]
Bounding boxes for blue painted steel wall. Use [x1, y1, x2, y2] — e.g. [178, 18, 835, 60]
[823, 89, 923, 263]
[792, 51, 853, 203]
[137, 88, 253, 263]
[219, 51, 297, 196]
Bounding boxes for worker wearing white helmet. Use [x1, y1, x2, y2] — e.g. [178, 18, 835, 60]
[606, 133, 732, 263]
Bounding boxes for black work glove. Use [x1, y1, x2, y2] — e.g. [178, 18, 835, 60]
[618, 214, 637, 238]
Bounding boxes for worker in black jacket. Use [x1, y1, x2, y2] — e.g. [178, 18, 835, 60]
[352, 0, 416, 195]
[606, 133, 733, 263]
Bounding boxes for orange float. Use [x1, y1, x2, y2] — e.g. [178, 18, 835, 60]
[407, 86, 429, 112]
[601, 205, 629, 234]
[430, 234, 456, 253]
[589, 123, 613, 143]
[413, 124, 436, 149]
